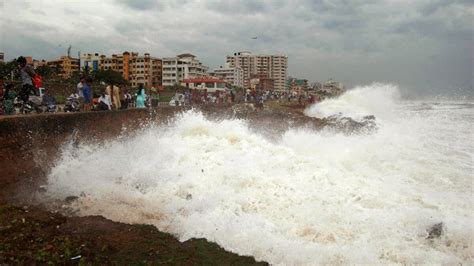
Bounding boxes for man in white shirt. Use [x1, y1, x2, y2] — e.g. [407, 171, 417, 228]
[77, 77, 85, 98]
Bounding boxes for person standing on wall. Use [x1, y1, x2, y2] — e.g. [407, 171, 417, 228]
[106, 82, 121, 110]
[77, 76, 85, 109]
[112, 83, 121, 110]
[77, 77, 85, 97]
[16, 56, 37, 110]
[150, 86, 160, 108]
[105, 82, 113, 108]
[98, 93, 112, 111]
[82, 77, 93, 111]
[135, 84, 146, 108]
[121, 88, 132, 109]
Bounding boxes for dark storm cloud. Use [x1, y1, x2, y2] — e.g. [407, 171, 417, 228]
[116, 0, 162, 11]
[1, 0, 472, 96]
[115, 0, 193, 11]
[418, 0, 472, 16]
[2, 22, 59, 61]
[206, 0, 268, 15]
[116, 0, 158, 10]
[398, 1, 471, 33]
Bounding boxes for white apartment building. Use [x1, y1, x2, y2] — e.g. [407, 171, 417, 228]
[162, 53, 208, 86]
[210, 64, 243, 88]
[322, 79, 345, 96]
[226, 51, 288, 91]
[80, 53, 102, 72]
[100, 53, 123, 72]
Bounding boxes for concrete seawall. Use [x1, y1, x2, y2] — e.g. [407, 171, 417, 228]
[0, 103, 325, 204]
[0, 107, 188, 203]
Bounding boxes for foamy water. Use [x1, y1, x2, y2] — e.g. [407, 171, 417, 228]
[45, 84, 473, 264]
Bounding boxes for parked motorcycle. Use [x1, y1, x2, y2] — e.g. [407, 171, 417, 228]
[64, 93, 81, 112]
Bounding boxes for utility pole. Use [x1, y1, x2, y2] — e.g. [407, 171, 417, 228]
[78, 51, 81, 73]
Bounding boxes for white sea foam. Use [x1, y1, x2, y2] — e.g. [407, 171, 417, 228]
[45, 83, 473, 264]
[304, 82, 400, 121]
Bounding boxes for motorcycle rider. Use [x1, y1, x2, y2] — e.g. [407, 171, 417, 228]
[16, 56, 37, 110]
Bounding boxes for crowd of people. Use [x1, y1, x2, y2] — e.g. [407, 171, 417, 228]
[74, 77, 139, 112]
[1, 56, 322, 116]
[0, 55, 162, 114]
[170, 89, 236, 107]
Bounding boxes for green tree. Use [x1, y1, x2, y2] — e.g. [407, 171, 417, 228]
[0, 60, 18, 80]
[81, 66, 90, 76]
[36, 65, 53, 79]
[93, 69, 127, 85]
[165, 82, 186, 91]
[53, 62, 62, 76]
[65, 70, 82, 84]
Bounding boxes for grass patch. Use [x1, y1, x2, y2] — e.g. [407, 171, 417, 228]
[55, 95, 67, 105]
[159, 95, 173, 102]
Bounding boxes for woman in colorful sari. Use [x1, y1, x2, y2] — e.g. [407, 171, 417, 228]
[135, 84, 146, 108]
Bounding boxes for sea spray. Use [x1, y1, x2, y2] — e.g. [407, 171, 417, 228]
[44, 84, 473, 264]
[305, 82, 400, 121]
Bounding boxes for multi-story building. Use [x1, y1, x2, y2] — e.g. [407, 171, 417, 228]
[226, 51, 288, 91]
[209, 64, 243, 88]
[250, 73, 274, 91]
[80, 53, 101, 72]
[47, 56, 79, 78]
[286, 77, 309, 91]
[100, 53, 124, 73]
[127, 52, 162, 88]
[0, 52, 4, 63]
[82, 51, 162, 88]
[162, 53, 208, 86]
[33, 59, 47, 69]
[322, 79, 345, 96]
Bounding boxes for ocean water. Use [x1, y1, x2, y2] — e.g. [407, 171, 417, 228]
[44, 83, 473, 264]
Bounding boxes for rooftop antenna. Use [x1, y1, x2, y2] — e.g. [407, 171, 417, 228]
[67, 45, 72, 58]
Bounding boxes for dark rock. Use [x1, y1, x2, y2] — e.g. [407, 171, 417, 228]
[427, 222, 443, 239]
[326, 115, 377, 135]
[65, 196, 79, 204]
[363, 115, 376, 120]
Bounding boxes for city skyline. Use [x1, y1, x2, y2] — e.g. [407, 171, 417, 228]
[1, 0, 472, 97]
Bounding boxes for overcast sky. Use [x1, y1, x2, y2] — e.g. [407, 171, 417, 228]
[1, 0, 472, 96]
